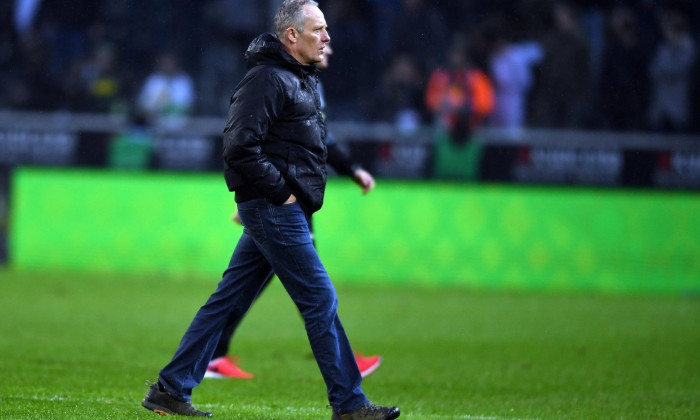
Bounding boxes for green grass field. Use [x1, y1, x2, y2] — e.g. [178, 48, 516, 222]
[0, 269, 698, 419]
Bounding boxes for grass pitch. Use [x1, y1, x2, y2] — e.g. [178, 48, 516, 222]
[0, 269, 698, 419]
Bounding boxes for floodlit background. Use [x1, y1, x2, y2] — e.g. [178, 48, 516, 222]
[0, 2, 699, 419]
[2, 1, 700, 128]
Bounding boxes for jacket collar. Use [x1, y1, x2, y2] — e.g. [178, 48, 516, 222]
[245, 32, 318, 78]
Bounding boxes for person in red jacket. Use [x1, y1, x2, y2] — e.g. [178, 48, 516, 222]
[425, 33, 494, 180]
[425, 33, 494, 145]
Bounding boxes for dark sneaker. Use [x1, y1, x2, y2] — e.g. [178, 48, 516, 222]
[142, 382, 213, 417]
[332, 402, 400, 420]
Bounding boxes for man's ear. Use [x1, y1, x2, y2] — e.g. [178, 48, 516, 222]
[285, 27, 298, 44]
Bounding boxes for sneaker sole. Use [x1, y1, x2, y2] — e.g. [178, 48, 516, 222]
[142, 400, 175, 415]
[337, 407, 400, 420]
[203, 370, 226, 379]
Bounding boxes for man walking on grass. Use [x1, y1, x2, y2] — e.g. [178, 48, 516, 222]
[141, 1, 400, 419]
[205, 41, 382, 382]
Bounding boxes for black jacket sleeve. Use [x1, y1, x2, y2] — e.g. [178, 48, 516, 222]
[326, 139, 359, 177]
[222, 69, 292, 205]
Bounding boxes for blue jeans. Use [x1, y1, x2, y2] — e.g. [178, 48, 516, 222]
[158, 199, 368, 413]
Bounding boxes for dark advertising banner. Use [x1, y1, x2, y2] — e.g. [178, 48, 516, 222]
[511, 146, 623, 186]
[480, 145, 700, 190]
[0, 127, 224, 172]
[651, 150, 700, 189]
[1, 119, 698, 190]
[0, 128, 80, 166]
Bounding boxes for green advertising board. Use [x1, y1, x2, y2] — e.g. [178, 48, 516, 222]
[9, 168, 700, 294]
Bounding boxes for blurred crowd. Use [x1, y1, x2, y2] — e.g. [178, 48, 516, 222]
[1, 0, 699, 134]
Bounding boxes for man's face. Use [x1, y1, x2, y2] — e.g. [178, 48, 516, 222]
[290, 5, 330, 65]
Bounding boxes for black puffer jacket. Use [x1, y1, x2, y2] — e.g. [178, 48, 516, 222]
[223, 32, 327, 215]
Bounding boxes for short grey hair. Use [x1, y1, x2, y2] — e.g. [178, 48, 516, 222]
[274, 0, 319, 39]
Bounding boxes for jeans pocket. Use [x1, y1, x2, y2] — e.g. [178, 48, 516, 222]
[238, 206, 267, 244]
[272, 202, 313, 246]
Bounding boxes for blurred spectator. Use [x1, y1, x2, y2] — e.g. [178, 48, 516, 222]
[530, 0, 592, 129]
[63, 42, 127, 114]
[647, 6, 696, 133]
[425, 33, 494, 180]
[426, 33, 495, 143]
[108, 112, 153, 170]
[137, 50, 195, 125]
[374, 53, 429, 134]
[484, 18, 543, 134]
[1, 0, 698, 137]
[597, 4, 651, 131]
